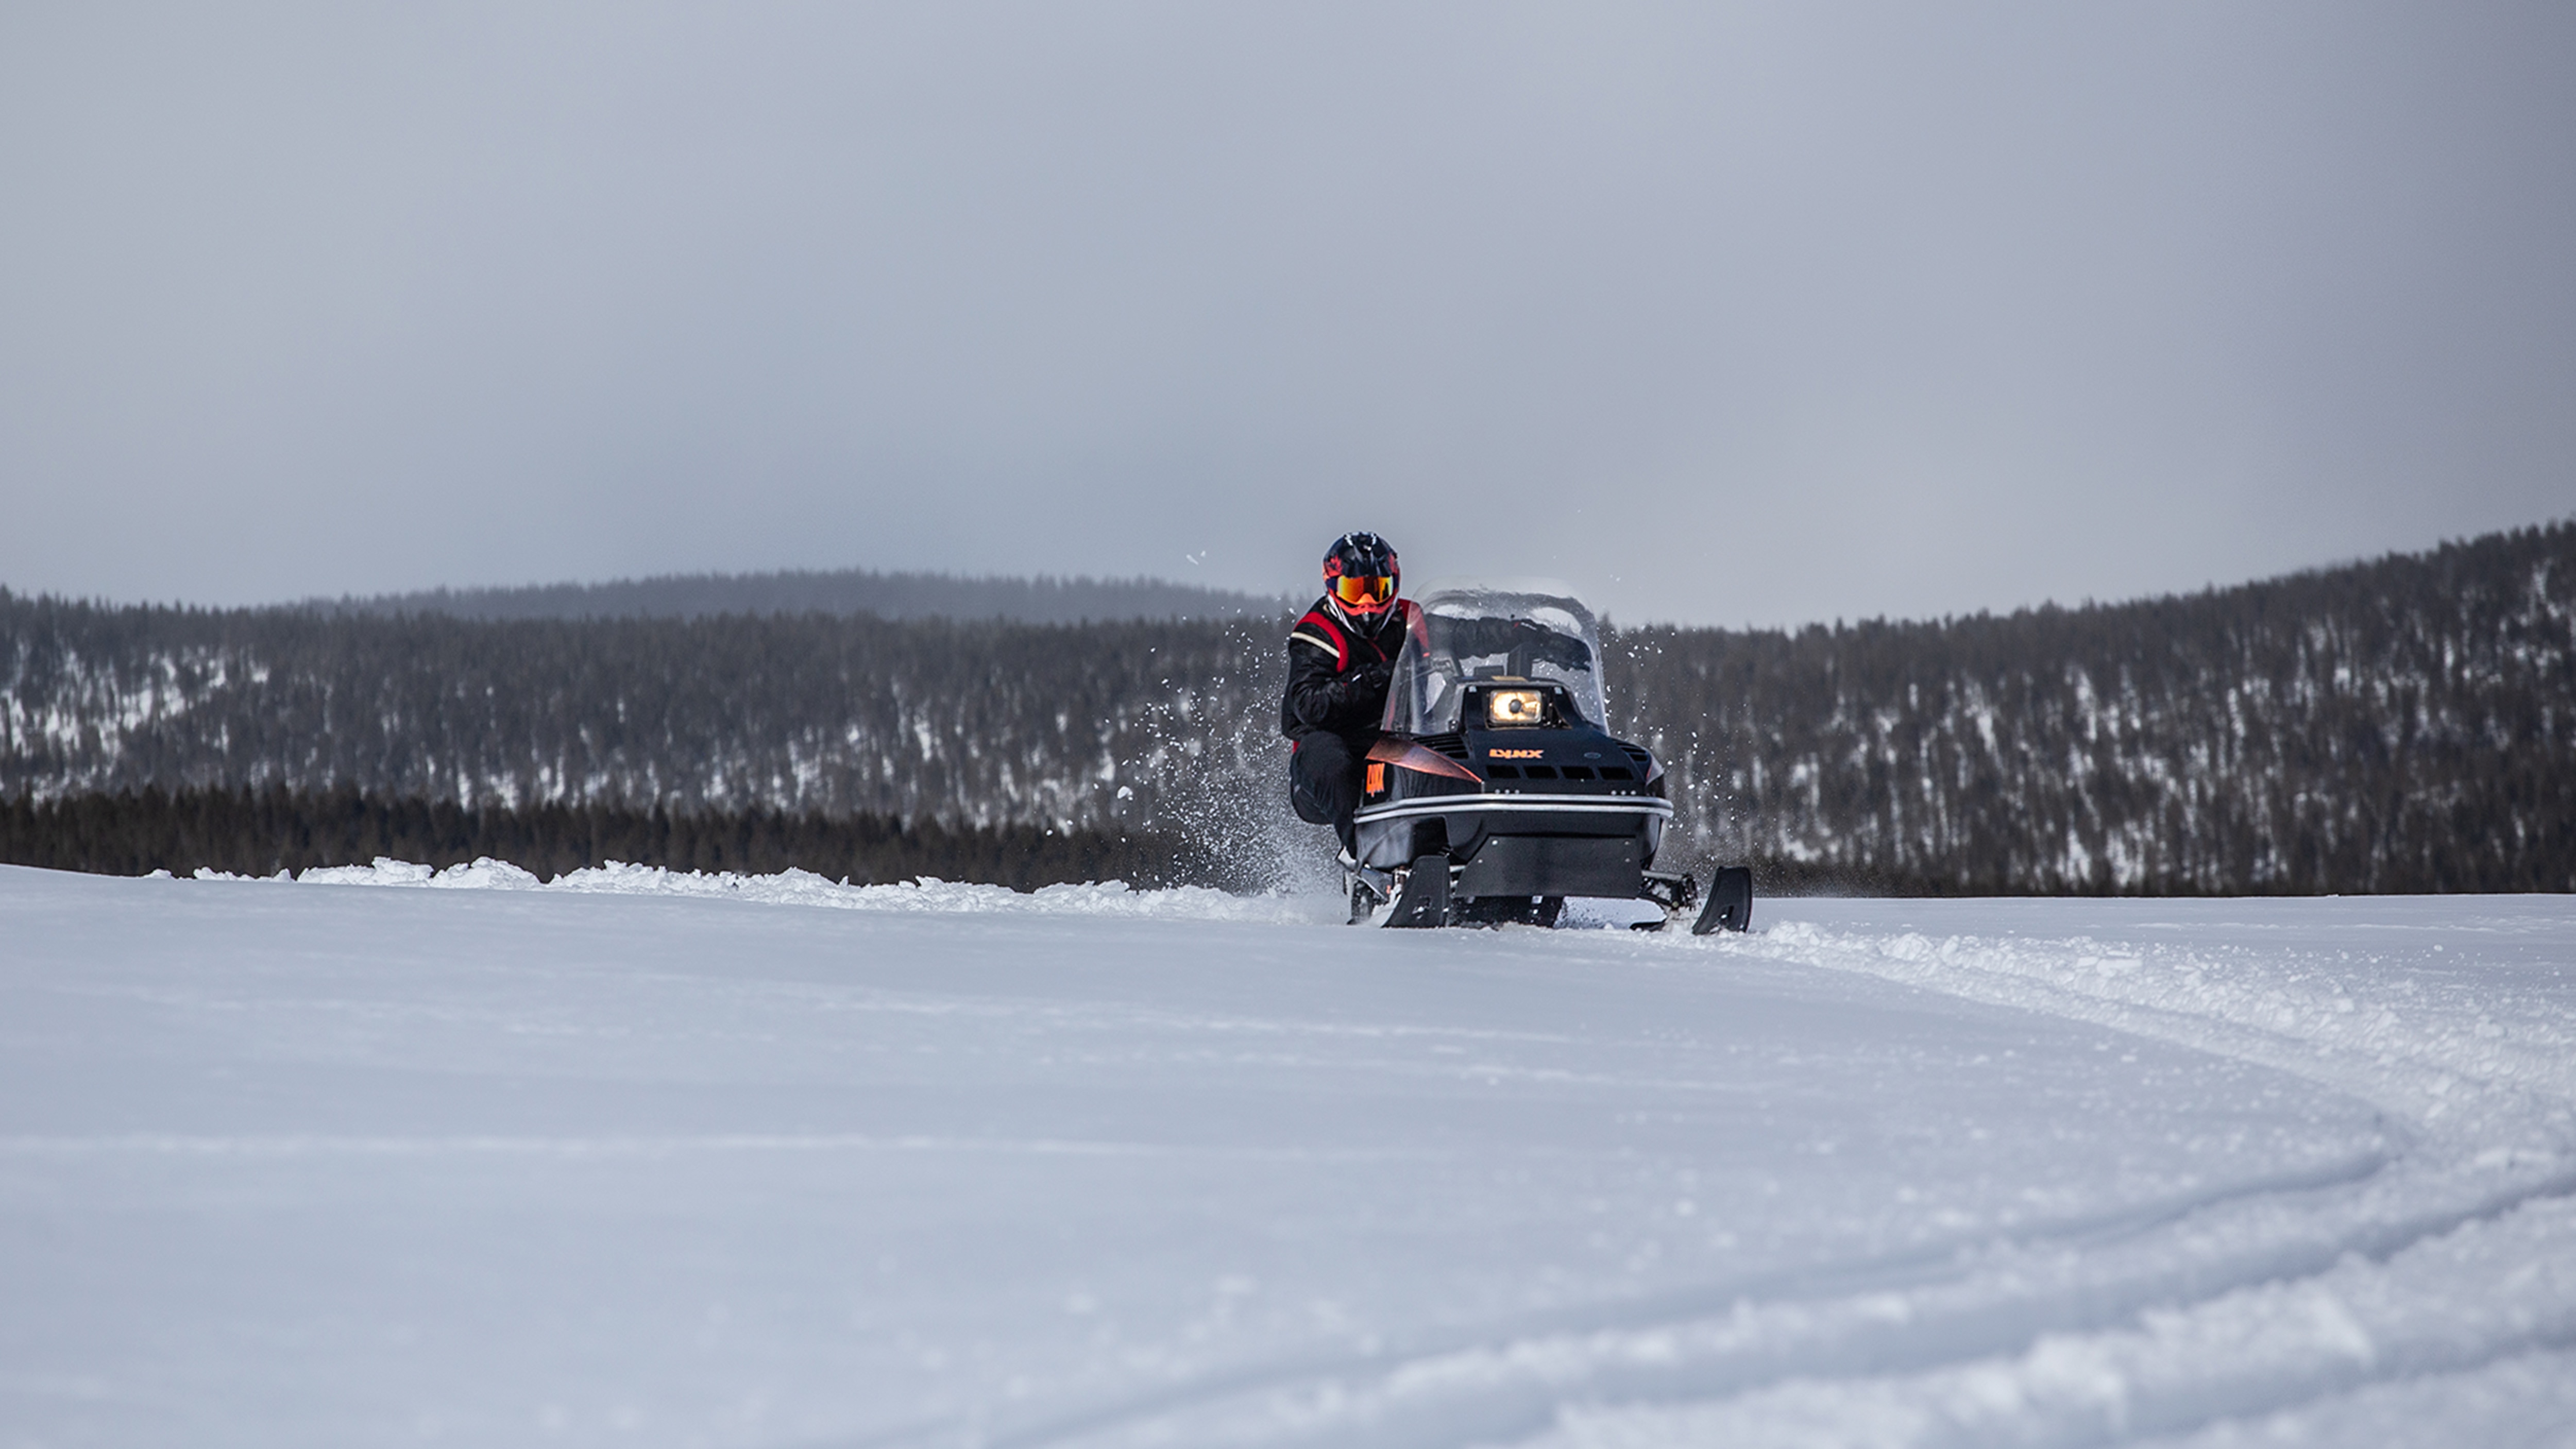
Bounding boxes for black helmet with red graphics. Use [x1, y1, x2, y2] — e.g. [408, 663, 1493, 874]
[1322, 531, 1400, 620]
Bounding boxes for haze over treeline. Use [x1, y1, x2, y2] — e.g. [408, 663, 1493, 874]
[7, 7, 2572, 627]
[325, 570, 1289, 625]
[3, 522, 2569, 894]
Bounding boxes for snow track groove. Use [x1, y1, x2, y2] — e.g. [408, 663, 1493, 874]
[1492, 905, 2576, 1447]
[951, 1146, 2401, 1447]
[930, 903, 2576, 1448]
[957, 1163, 2576, 1449]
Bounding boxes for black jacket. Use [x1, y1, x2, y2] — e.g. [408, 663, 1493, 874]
[1280, 596, 1420, 742]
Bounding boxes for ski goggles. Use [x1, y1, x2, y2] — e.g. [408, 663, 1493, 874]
[1331, 574, 1397, 610]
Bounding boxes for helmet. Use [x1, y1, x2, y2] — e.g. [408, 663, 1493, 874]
[1323, 531, 1400, 619]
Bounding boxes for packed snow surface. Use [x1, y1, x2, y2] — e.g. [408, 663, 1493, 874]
[3, 863, 2572, 1448]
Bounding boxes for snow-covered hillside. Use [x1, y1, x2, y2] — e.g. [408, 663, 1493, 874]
[11, 520, 2572, 893]
[3, 867, 2570, 1447]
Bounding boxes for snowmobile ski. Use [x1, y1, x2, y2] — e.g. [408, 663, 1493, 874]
[1381, 854, 1451, 928]
[1692, 865, 1754, 934]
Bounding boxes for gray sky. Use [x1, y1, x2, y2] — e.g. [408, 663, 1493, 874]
[4, 3, 2571, 625]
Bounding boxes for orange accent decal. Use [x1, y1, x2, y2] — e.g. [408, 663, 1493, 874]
[1365, 737, 1483, 783]
[1365, 762, 1385, 795]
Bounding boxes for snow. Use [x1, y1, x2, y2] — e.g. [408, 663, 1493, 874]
[269, 856, 1325, 924]
[2, 867, 2571, 1448]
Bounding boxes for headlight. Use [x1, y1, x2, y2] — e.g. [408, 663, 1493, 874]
[1486, 689, 1545, 726]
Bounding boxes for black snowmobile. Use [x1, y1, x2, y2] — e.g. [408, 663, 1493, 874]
[1347, 583, 1752, 932]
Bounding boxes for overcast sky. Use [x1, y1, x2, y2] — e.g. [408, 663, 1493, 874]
[4, 3, 2570, 625]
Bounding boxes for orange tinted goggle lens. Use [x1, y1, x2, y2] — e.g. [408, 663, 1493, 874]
[1333, 574, 1395, 607]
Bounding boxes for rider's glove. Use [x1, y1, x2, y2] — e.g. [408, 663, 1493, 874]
[1340, 661, 1394, 707]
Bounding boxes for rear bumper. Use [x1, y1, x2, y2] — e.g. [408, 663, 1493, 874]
[1353, 792, 1674, 830]
[1455, 833, 1646, 898]
[1352, 792, 1673, 889]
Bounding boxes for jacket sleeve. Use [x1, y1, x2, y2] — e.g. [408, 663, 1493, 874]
[1282, 631, 1346, 734]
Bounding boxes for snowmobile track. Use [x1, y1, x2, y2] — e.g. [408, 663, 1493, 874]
[921, 1153, 2576, 1449]
[898, 909, 2576, 1449]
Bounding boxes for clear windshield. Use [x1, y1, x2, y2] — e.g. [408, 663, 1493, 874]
[1382, 585, 1608, 736]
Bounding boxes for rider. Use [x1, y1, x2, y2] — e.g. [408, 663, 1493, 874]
[1282, 531, 1419, 858]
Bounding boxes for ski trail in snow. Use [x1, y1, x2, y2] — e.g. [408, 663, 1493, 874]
[2137, 1343, 2576, 1449]
[946, 1148, 2407, 1449]
[885, 903, 2576, 1449]
[1524, 1190, 2576, 1449]
[1743, 917, 2575, 1156]
[950, 1155, 2576, 1449]
[1484, 911, 2576, 1449]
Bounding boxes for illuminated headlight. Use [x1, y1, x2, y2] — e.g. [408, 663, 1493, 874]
[1486, 689, 1545, 726]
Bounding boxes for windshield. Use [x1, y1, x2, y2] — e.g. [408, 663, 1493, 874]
[1382, 585, 1608, 736]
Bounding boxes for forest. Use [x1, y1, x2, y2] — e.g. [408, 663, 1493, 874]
[4, 521, 2568, 893]
[0, 785, 1198, 890]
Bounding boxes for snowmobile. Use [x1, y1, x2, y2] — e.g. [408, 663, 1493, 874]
[1346, 583, 1752, 932]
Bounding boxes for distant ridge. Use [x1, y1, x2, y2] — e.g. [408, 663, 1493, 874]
[319, 568, 1292, 624]
[8, 520, 2570, 893]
